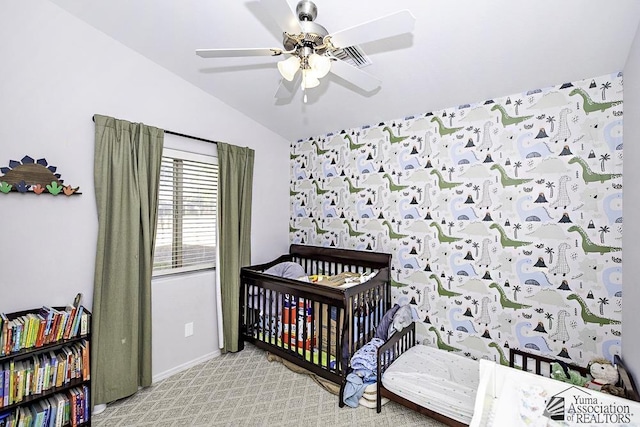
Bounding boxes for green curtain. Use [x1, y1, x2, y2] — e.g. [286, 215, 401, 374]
[217, 142, 254, 353]
[91, 114, 164, 405]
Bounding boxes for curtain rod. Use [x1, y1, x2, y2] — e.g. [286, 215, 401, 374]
[92, 116, 218, 145]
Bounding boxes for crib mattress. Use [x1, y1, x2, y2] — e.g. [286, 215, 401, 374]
[381, 344, 479, 424]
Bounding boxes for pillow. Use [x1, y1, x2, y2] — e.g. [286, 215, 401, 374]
[263, 262, 306, 279]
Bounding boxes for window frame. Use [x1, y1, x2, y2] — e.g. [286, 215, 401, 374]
[153, 148, 218, 277]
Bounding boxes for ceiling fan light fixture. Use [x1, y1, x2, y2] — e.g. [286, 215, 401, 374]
[277, 56, 301, 81]
[301, 69, 320, 89]
[308, 53, 331, 78]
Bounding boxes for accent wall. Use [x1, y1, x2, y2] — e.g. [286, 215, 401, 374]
[290, 72, 623, 366]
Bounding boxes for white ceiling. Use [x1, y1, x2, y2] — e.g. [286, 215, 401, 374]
[50, 0, 640, 142]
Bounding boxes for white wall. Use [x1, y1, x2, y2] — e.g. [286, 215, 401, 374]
[0, 0, 290, 380]
[623, 24, 640, 379]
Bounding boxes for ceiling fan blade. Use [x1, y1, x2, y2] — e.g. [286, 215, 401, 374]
[275, 73, 301, 99]
[329, 59, 381, 92]
[328, 10, 416, 48]
[260, 0, 302, 34]
[196, 48, 283, 58]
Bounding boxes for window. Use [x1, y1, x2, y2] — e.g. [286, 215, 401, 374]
[153, 148, 218, 275]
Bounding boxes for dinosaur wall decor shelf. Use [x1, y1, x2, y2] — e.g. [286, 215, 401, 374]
[0, 156, 81, 195]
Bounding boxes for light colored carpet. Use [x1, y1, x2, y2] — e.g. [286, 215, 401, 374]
[92, 343, 445, 427]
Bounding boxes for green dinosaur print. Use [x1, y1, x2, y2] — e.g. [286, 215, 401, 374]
[567, 294, 621, 326]
[489, 282, 532, 310]
[344, 133, 366, 150]
[567, 225, 621, 254]
[311, 140, 331, 156]
[343, 219, 365, 237]
[382, 173, 409, 192]
[312, 219, 328, 235]
[569, 88, 622, 114]
[430, 116, 463, 136]
[490, 164, 533, 187]
[430, 274, 462, 298]
[568, 157, 621, 184]
[430, 169, 462, 190]
[429, 222, 462, 243]
[312, 180, 330, 195]
[489, 223, 532, 248]
[488, 342, 509, 366]
[344, 176, 365, 194]
[429, 326, 461, 352]
[382, 126, 410, 144]
[391, 278, 410, 288]
[490, 104, 533, 126]
[382, 220, 408, 240]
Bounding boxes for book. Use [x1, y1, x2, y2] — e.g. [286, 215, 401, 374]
[2, 362, 9, 407]
[0, 370, 3, 408]
[80, 340, 90, 381]
[54, 392, 66, 427]
[42, 354, 51, 392]
[46, 396, 58, 427]
[55, 311, 68, 342]
[79, 312, 89, 336]
[24, 314, 37, 349]
[55, 353, 65, 388]
[48, 351, 58, 392]
[61, 347, 73, 384]
[41, 398, 52, 427]
[3, 321, 12, 356]
[35, 314, 47, 348]
[14, 360, 24, 403]
[68, 388, 77, 427]
[0, 313, 8, 356]
[22, 357, 32, 398]
[38, 307, 53, 341]
[47, 309, 62, 345]
[70, 306, 83, 339]
[82, 384, 89, 423]
[12, 317, 24, 352]
[32, 399, 47, 427]
[8, 360, 14, 406]
[62, 306, 76, 341]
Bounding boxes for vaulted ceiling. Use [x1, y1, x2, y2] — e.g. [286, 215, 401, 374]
[51, 0, 640, 141]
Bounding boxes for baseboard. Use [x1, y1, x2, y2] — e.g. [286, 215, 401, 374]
[152, 350, 220, 383]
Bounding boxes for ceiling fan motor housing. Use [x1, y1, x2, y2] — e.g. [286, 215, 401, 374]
[282, 0, 329, 54]
[296, 0, 317, 21]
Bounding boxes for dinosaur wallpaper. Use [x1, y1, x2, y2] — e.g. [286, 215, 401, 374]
[289, 72, 623, 366]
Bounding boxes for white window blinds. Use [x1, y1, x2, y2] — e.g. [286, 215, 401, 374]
[153, 148, 218, 275]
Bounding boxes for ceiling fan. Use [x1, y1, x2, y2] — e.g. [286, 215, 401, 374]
[196, 0, 415, 102]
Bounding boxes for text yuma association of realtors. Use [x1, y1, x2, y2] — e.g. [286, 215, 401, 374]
[567, 395, 633, 424]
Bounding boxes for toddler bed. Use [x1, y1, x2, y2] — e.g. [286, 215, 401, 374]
[239, 244, 391, 387]
[374, 322, 640, 426]
[375, 322, 476, 426]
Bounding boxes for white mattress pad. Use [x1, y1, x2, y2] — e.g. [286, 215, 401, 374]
[381, 344, 479, 423]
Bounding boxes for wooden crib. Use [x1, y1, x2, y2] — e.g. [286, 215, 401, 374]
[239, 244, 391, 386]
